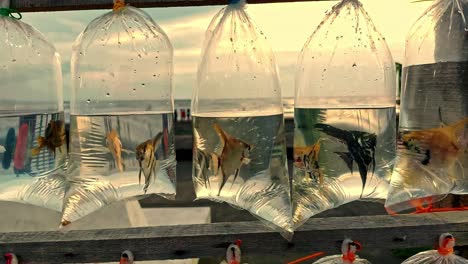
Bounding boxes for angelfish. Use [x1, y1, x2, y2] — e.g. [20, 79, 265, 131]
[402, 117, 468, 167]
[213, 123, 252, 196]
[315, 123, 377, 198]
[31, 119, 65, 156]
[136, 132, 164, 194]
[294, 139, 324, 184]
[106, 129, 124, 172]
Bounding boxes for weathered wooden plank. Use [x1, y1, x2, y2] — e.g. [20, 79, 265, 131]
[0, 211, 467, 263]
[10, 0, 336, 12]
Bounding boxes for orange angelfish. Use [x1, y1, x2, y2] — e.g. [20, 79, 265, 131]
[402, 117, 468, 167]
[106, 129, 124, 172]
[213, 123, 252, 196]
[294, 139, 324, 184]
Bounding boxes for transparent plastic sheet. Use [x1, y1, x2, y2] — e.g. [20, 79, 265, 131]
[385, 0, 468, 213]
[0, 1, 66, 214]
[402, 233, 468, 264]
[289, 239, 371, 264]
[63, 0, 176, 226]
[191, 0, 293, 238]
[293, 0, 396, 229]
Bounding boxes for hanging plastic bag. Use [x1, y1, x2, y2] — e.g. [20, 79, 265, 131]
[293, 0, 396, 228]
[0, 0, 66, 213]
[402, 233, 468, 264]
[63, 0, 176, 226]
[313, 239, 370, 264]
[192, 0, 293, 236]
[385, 0, 468, 213]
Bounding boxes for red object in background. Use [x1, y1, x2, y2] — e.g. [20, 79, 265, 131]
[14, 123, 29, 171]
[180, 109, 186, 121]
[386, 196, 468, 215]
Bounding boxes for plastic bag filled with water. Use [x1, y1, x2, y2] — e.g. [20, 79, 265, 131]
[303, 239, 370, 264]
[402, 233, 468, 264]
[293, 0, 396, 228]
[192, 0, 292, 236]
[0, 3, 66, 214]
[64, 0, 176, 226]
[385, 0, 468, 213]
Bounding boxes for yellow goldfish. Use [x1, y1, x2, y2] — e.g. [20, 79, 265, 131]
[213, 123, 252, 196]
[136, 132, 164, 194]
[294, 139, 323, 184]
[403, 117, 468, 167]
[31, 120, 65, 156]
[106, 129, 124, 172]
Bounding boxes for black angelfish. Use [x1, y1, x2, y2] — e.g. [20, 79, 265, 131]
[315, 123, 377, 198]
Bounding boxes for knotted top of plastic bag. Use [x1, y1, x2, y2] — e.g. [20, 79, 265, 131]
[192, 0, 282, 115]
[71, 0, 173, 115]
[402, 233, 468, 264]
[296, 0, 395, 108]
[0, 1, 62, 114]
[312, 239, 371, 264]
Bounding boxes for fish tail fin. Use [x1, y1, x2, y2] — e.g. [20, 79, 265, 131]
[213, 123, 227, 145]
[31, 137, 46, 156]
[452, 117, 468, 131]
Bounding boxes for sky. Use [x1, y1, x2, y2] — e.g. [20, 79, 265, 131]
[20, 0, 433, 100]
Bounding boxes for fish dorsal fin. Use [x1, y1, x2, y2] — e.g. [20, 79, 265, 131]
[213, 123, 229, 146]
[152, 132, 164, 149]
[438, 107, 448, 127]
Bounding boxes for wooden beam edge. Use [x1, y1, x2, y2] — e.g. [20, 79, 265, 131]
[10, 0, 338, 12]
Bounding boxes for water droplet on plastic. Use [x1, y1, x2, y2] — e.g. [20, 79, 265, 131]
[322, 68, 327, 72]
[141, 83, 145, 87]
[216, 56, 219, 60]
[130, 58, 134, 61]
[153, 74, 157, 77]
[11, 59, 16, 63]
[336, 36, 340, 40]
[230, 37, 233, 42]
[118, 41, 122, 45]
[106, 93, 110, 97]
[37, 52, 41, 56]
[138, 54, 142, 58]
[155, 56, 159, 59]
[133, 69, 137, 73]
[79, 52, 83, 55]
[352, 62, 357, 67]
[133, 88, 136, 92]
[86, 99, 91, 103]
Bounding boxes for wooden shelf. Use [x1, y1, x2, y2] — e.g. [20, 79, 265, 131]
[0, 211, 467, 263]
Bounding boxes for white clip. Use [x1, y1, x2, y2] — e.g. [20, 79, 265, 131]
[120, 250, 134, 264]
